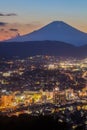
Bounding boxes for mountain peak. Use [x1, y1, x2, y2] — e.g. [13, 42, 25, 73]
[50, 20, 65, 24]
[48, 21, 69, 27]
[6, 21, 87, 46]
[45, 20, 66, 27]
[40, 20, 73, 31]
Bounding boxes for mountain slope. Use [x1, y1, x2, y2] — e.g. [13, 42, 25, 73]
[6, 21, 87, 46]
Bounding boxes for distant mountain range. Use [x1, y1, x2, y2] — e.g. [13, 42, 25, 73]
[6, 21, 87, 46]
[0, 41, 87, 59]
[1, 21, 87, 59]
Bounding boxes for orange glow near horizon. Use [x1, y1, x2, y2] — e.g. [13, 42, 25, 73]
[0, 23, 42, 41]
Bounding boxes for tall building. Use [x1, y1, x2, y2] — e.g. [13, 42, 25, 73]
[65, 88, 74, 100]
[53, 86, 66, 104]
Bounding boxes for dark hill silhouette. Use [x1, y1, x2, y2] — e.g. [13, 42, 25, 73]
[0, 41, 87, 59]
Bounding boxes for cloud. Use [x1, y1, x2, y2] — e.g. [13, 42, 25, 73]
[0, 13, 17, 16]
[0, 28, 4, 31]
[9, 28, 18, 32]
[0, 22, 7, 26]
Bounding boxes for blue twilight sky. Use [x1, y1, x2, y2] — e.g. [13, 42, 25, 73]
[0, 0, 87, 40]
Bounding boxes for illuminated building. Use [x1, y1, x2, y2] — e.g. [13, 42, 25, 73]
[65, 88, 75, 100]
[0, 95, 14, 107]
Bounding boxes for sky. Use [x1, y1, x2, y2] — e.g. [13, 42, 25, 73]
[0, 0, 87, 41]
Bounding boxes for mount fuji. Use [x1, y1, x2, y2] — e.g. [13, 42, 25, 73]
[7, 21, 87, 46]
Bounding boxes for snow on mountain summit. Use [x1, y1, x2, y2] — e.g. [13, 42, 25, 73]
[6, 21, 87, 46]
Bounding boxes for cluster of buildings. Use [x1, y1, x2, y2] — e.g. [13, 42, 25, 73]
[0, 55, 87, 117]
[0, 85, 87, 113]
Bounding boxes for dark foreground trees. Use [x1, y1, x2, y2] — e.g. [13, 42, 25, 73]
[0, 114, 86, 130]
[0, 114, 70, 130]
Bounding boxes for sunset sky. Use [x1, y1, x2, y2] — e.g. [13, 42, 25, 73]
[0, 0, 87, 41]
